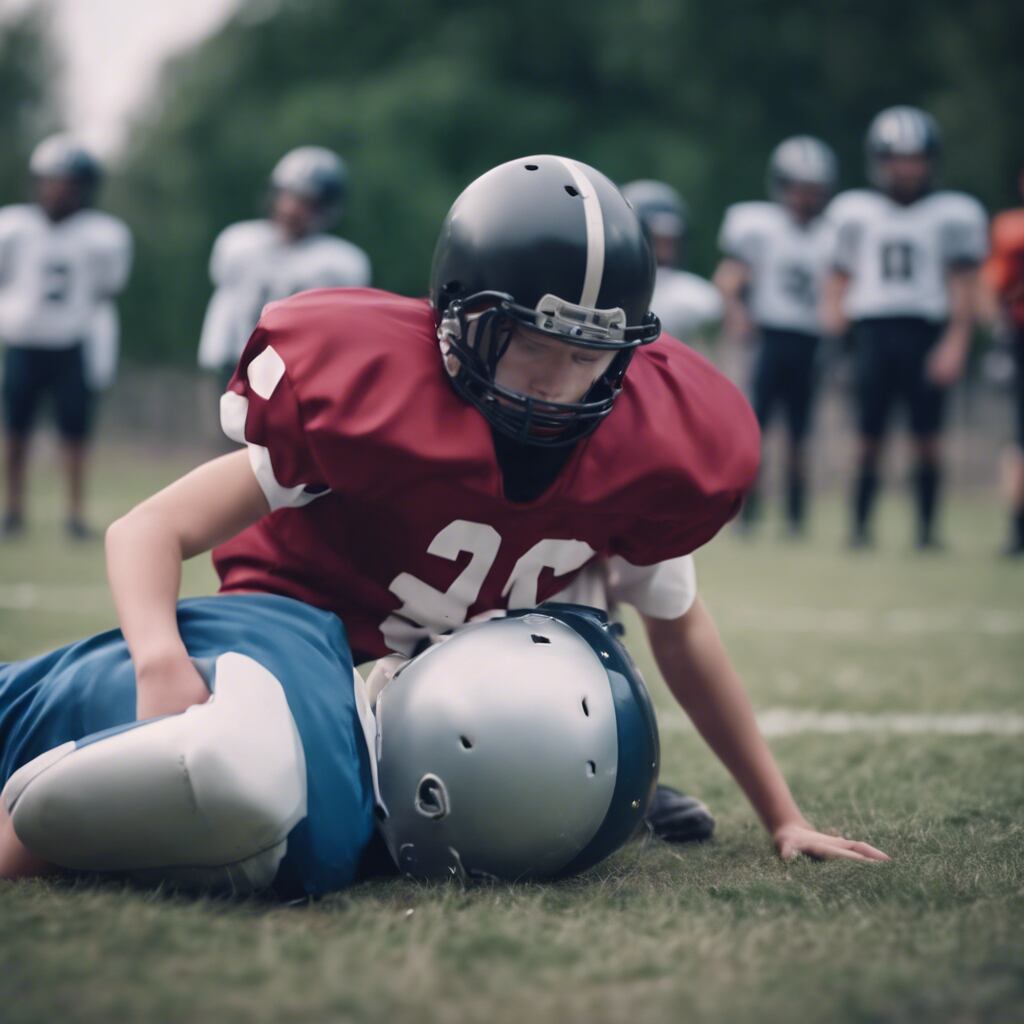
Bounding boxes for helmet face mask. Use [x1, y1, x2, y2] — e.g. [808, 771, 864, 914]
[372, 604, 660, 883]
[431, 156, 660, 447]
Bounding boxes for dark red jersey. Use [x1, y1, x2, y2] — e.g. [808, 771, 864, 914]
[214, 288, 758, 659]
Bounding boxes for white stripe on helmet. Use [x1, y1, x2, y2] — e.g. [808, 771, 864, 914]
[554, 157, 605, 309]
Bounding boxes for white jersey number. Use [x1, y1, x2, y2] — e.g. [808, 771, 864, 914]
[379, 519, 596, 655]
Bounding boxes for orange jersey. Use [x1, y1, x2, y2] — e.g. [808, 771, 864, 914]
[984, 209, 1024, 326]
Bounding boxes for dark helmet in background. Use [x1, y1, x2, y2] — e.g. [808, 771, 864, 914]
[430, 155, 660, 447]
[374, 604, 660, 882]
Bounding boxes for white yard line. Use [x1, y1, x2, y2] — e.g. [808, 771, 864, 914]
[661, 709, 1024, 737]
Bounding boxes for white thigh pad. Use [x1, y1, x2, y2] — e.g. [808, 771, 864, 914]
[2, 652, 307, 894]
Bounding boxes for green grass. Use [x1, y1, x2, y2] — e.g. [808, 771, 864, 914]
[1, 445, 1023, 1024]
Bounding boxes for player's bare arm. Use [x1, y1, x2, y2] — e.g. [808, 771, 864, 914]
[820, 268, 851, 337]
[643, 598, 889, 863]
[927, 266, 978, 387]
[712, 257, 753, 342]
[105, 449, 269, 719]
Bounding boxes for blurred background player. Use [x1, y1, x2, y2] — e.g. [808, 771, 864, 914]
[620, 179, 722, 348]
[714, 136, 837, 535]
[980, 159, 1024, 557]
[823, 106, 987, 551]
[0, 135, 132, 540]
[196, 145, 371, 384]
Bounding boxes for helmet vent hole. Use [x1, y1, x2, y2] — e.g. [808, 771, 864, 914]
[460, 735, 473, 750]
[524, 164, 538, 171]
[586, 761, 597, 777]
[581, 697, 590, 717]
[530, 634, 551, 645]
[564, 185, 579, 197]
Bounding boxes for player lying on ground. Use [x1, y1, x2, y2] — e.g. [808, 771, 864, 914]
[18, 155, 885, 868]
[0, 603, 659, 892]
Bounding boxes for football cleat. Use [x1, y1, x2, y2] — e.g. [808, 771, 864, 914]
[643, 784, 715, 844]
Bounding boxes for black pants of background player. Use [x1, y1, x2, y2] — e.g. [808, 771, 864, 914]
[2, 344, 93, 534]
[741, 327, 819, 533]
[849, 317, 947, 548]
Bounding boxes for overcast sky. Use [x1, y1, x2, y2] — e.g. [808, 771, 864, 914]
[2, 0, 240, 156]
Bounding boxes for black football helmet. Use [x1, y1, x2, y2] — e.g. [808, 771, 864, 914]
[866, 106, 940, 195]
[430, 155, 660, 447]
[766, 136, 837, 202]
[29, 134, 101, 205]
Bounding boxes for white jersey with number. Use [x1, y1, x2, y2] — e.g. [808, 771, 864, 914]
[827, 188, 988, 322]
[0, 204, 132, 352]
[651, 267, 723, 343]
[197, 219, 372, 370]
[718, 201, 832, 335]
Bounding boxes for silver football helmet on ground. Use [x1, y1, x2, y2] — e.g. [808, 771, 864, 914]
[373, 604, 660, 882]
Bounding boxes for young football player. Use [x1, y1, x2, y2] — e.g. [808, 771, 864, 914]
[714, 136, 837, 535]
[822, 107, 988, 550]
[0, 135, 133, 539]
[101, 155, 885, 865]
[0, 602, 659, 894]
[620, 179, 722, 346]
[197, 146, 371, 385]
[980, 160, 1024, 557]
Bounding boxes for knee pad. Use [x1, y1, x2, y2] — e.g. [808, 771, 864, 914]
[2, 652, 307, 894]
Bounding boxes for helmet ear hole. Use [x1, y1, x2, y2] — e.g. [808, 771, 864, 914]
[414, 774, 450, 819]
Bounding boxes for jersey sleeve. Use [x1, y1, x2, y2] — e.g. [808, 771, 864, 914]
[90, 215, 133, 296]
[0, 207, 22, 285]
[606, 555, 697, 619]
[939, 194, 988, 269]
[824, 192, 865, 275]
[221, 319, 332, 512]
[209, 222, 260, 287]
[718, 204, 761, 265]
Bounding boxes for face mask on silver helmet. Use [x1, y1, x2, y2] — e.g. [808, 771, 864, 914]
[270, 145, 348, 226]
[373, 604, 660, 882]
[430, 155, 660, 448]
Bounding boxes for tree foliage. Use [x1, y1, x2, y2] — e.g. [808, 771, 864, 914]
[105, 0, 1024, 363]
[0, 4, 60, 205]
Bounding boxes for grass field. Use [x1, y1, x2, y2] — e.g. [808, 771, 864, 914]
[1, 443, 1023, 1024]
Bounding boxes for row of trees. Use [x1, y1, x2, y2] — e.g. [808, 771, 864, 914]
[2, 0, 1023, 363]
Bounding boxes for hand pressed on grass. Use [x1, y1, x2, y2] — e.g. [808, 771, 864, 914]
[773, 822, 890, 863]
